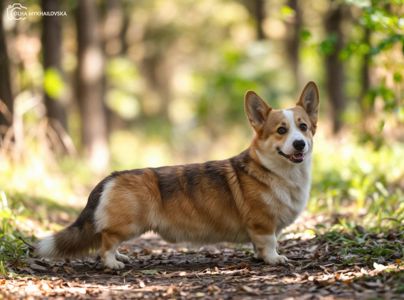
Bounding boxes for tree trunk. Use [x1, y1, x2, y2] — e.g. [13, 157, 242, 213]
[141, 55, 172, 122]
[0, 1, 13, 134]
[254, 0, 266, 40]
[286, 0, 302, 87]
[76, 0, 109, 172]
[325, 5, 345, 134]
[360, 27, 371, 113]
[103, 0, 124, 57]
[120, 10, 130, 56]
[102, 0, 125, 134]
[42, 0, 68, 135]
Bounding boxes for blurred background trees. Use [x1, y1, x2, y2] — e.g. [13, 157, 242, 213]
[0, 0, 402, 172]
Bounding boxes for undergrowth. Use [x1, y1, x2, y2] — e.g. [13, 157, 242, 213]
[309, 136, 404, 229]
[315, 221, 404, 266]
[0, 191, 32, 275]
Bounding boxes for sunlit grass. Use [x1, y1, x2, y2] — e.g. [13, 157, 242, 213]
[309, 131, 404, 229]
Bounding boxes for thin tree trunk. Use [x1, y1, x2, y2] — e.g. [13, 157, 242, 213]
[76, 0, 109, 172]
[42, 0, 68, 134]
[286, 0, 302, 87]
[103, 0, 124, 56]
[360, 27, 371, 112]
[102, 0, 125, 133]
[0, 1, 13, 134]
[120, 11, 130, 56]
[254, 0, 266, 40]
[325, 5, 345, 134]
[141, 55, 172, 122]
[359, 27, 373, 135]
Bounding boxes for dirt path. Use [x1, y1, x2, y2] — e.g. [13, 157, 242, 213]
[2, 228, 402, 299]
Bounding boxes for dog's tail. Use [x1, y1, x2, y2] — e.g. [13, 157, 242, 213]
[36, 220, 101, 258]
[36, 177, 112, 258]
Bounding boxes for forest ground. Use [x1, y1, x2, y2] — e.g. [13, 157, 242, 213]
[1, 214, 402, 300]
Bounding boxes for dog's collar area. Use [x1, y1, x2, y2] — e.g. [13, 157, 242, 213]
[276, 148, 304, 163]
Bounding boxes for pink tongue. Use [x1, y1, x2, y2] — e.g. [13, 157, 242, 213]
[293, 153, 303, 159]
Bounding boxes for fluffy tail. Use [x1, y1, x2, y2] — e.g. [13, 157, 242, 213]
[36, 222, 101, 258]
[37, 177, 112, 258]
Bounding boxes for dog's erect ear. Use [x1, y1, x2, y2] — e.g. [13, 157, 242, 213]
[297, 81, 319, 134]
[245, 91, 271, 133]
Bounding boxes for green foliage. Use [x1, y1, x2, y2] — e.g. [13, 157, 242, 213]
[319, 34, 338, 56]
[0, 192, 31, 276]
[347, 2, 403, 99]
[195, 43, 282, 128]
[318, 225, 403, 266]
[106, 57, 142, 120]
[367, 85, 396, 111]
[310, 139, 404, 228]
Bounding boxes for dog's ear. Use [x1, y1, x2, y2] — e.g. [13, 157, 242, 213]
[245, 91, 271, 133]
[297, 81, 319, 134]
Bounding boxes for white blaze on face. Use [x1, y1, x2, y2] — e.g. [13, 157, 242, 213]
[281, 109, 307, 155]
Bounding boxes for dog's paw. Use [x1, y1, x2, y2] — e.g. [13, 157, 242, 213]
[104, 257, 125, 270]
[263, 254, 288, 265]
[115, 252, 130, 263]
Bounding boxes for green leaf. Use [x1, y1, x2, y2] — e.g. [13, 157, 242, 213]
[319, 34, 337, 55]
[300, 29, 312, 42]
[393, 72, 402, 83]
[43, 68, 65, 99]
[370, 34, 404, 56]
[280, 5, 295, 18]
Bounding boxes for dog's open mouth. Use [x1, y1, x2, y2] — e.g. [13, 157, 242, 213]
[277, 148, 304, 163]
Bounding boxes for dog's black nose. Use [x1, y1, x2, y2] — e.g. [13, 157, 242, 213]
[293, 140, 306, 151]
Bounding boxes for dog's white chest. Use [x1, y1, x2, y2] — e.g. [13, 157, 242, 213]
[262, 165, 311, 231]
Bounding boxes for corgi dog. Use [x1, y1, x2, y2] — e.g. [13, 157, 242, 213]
[37, 82, 319, 270]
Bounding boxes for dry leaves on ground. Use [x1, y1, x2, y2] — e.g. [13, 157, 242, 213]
[1, 228, 403, 299]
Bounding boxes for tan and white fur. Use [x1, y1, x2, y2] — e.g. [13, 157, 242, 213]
[37, 82, 320, 269]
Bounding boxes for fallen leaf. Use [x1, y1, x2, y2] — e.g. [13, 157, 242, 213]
[241, 285, 260, 295]
[29, 263, 47, 272]
[373, 263, 388, 272]
[140, 269, 159, 275]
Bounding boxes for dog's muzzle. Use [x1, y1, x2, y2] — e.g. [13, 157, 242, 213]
[277, 148, 305, 163]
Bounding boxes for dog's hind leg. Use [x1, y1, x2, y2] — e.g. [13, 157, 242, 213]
[100, 227, 141, 269]
[100, 231, 126, 269]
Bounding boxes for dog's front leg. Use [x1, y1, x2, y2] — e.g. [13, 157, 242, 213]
[250, 232, 288, 265]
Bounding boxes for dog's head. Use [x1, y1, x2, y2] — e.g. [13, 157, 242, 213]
[245, 82, 319, 166]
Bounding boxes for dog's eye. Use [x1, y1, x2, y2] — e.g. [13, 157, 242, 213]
[299, 123, 308, 132]
[277, 127, 287, 135]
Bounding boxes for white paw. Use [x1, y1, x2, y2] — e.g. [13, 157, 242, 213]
[116, 252, 130, 263]
[263, 254, 288, 265]
[104, 257, 125, 269]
